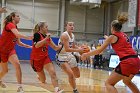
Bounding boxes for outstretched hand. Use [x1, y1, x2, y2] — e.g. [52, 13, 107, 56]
[104, 35, 108, 39]
[28, 46, 32, 49]
[46, 33, 51, 38]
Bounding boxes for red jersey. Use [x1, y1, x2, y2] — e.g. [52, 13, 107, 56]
[111, 32, 136, 59]
[0, 22, 18, 53]
[31, 32, 50, 60]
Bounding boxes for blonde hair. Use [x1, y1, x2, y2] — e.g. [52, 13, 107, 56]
[117, 12, 128, 24]
[4, 12, 17, 28]
[111, 12, 128, 31]
[33, 22, 46, 34]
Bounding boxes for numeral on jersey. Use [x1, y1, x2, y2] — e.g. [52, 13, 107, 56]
[42, 46, 47, 52]
[123, 35, 129, 42]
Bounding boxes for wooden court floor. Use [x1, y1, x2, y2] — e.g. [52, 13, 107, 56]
[0, 62, 140, 93]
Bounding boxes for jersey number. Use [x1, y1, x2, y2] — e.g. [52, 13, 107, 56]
[124, 35, 129, 42]
[42, 46, 47, 52]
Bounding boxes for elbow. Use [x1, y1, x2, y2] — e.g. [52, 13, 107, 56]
[35, 45, 40, 48]
[17, 43, 22, 46]
[35, 46, 39, 48]
[15, 33, 21, 38]
[17, 41, 23, 46]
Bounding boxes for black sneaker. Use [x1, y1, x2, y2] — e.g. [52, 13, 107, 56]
[73, 89, 79, 93]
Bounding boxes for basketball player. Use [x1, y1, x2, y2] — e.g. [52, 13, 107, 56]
[0, 12, 32, 93]
[57, 22, 84, 93]
[30, 22, 63, 93]
[81, 13, 140, 93]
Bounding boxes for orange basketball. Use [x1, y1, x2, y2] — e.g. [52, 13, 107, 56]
[80, 45, 90, 55]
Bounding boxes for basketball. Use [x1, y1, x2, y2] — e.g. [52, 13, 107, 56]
[80, 45, 90, 55]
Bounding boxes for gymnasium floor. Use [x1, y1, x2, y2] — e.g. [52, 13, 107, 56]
[0, 62, 140, 93]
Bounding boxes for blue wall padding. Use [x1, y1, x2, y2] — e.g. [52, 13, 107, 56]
[15, 39, 32, 60]
[15, 37, 59, 61]
[48, 37, 59, 61]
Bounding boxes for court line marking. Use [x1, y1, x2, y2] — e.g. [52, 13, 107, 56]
[0, 83, 52, 93]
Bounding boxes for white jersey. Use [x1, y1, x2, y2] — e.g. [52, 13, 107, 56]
[57, 31, 77, 67]
[58, 31, 75, 54]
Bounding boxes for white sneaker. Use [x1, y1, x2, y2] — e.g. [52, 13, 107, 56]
[55, 88, 64, 93]
[17, 87, 24, 93]
[0, 81, 6, 88]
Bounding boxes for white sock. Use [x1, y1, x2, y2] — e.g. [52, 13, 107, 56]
[17, 84, 22, 88]
[54, 87, 59, 92]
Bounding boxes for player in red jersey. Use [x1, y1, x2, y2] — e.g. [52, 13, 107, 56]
[0, 12, 32, 93]
[30, 22, 63, 93]
[81, 13, 140, 93]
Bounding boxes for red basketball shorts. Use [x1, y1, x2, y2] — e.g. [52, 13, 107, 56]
[30, 56, 51, 72]
[0, 49, 16, 62]
[115, 57, 140, 77]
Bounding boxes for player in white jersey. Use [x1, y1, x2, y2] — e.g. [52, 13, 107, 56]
[56, 22, 84, 93]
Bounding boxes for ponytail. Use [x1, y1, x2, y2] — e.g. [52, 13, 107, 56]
[4, 12, 16, 28]
[33, 24, 40, 34]
[33, 22, 46, 34]
[117, 12, 128, 24]
[111, 12, 128, 31]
